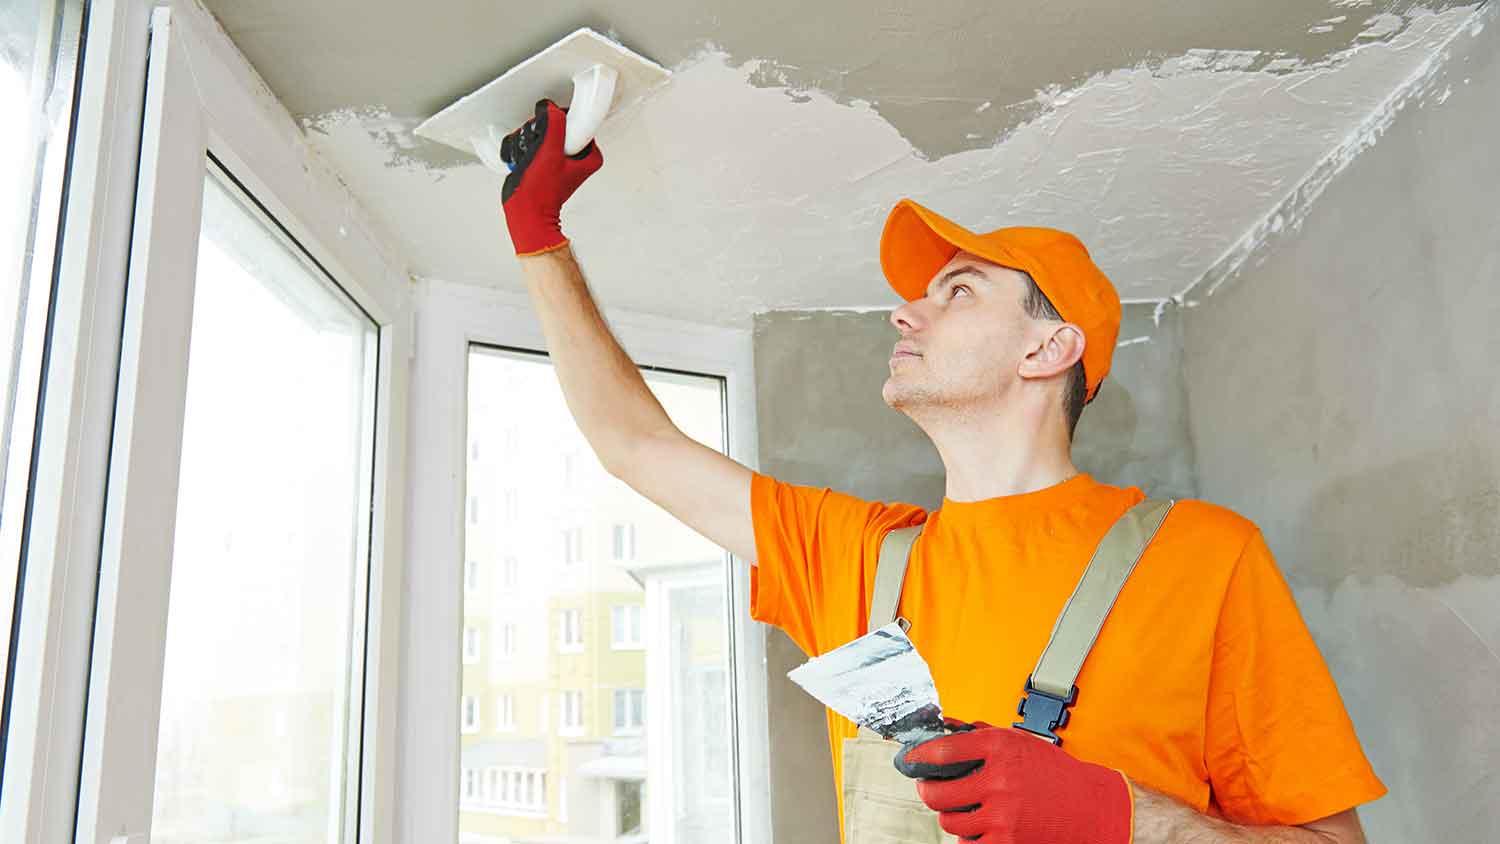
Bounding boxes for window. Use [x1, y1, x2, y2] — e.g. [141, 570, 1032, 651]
[612, 604, 644, 650]
[561, 526, 584, 565]
[147, 167, 379, 844]
[559, 608, 584, 652]
[464, 768, 479, 801]
[470, 439, 480, 461]
[612, 523, 637, 560]
[461, 695, 480, 733]
[497, 693, 515, 731]
[463, 626, 481, 664]
[457, 347, 747, 842]
[614, 689, 645, 734]
[465, 558, 480, 592]
[560, 690, 584, 735]
[0, 0, 84, 708]
[498, 622, 516, 657]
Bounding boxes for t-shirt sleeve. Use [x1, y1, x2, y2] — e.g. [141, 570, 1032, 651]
[1204, 529, 1388, 825]
[748, 472, 923, 656]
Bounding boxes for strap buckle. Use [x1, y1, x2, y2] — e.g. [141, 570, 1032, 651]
[1012, 676, 1076, 746]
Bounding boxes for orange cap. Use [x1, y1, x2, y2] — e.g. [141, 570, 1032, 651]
[879, 199, 1121, 401]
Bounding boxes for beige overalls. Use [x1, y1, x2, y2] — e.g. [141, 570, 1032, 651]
[839, 499, 1174, 844]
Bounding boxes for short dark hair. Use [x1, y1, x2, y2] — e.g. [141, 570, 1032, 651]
[1019, 273, 1088, 439]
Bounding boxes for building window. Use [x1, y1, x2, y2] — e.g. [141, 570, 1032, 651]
[613, 689, 645, 735]
[612, 604, 644, 650]
[611, 523, 636, 560]
[470, 439, 480, 461]
[463, 768, 479, 800]
[461, 765, 547, 814]
[559, 608, 583, 652]
[497, 694, 515, 731]
[560, 690, 584, 735]
[502, 555, 519, 587]
[498, 623, 516, 658]
[465, 558, 480, 592]
[461, 695, 480, 733]
[463, 626, 481, 664]
[561, 526, 584, 565]
[618, 780, 644, 835]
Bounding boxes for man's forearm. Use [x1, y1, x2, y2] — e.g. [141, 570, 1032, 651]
[517, 247, 676, 469]
[1133, 786, 1355, 844]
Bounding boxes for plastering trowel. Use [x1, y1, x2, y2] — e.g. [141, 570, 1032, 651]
[414, 28, 670, 173]
[788, 622, 947, 745]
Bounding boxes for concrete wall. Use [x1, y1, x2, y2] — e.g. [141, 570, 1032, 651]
[1181, 16, 1499, 842]
[752, 302, 1195, 843]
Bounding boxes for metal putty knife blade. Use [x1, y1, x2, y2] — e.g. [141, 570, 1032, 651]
[787, 622, 944, 744]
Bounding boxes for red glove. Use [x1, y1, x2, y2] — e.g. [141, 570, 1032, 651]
[896, 723, 1133, 844]
[499, 99, 603, 256]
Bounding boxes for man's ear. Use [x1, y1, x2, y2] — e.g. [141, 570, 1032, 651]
[1017, 323, 1086, 382]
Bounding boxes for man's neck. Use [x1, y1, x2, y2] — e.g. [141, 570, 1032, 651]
[918, 406, 1079, 503]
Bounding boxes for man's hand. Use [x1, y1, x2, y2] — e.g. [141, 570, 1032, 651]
[499, 99, 603, 256]
[895, 722, 1132, 844]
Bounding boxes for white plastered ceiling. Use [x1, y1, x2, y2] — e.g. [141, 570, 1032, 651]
[210, 2, 1490, 327]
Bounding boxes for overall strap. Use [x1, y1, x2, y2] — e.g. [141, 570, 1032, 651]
[1014, 498, 1175, 744]
[855, 524, 923, 740]
[870, 524, 924, 631]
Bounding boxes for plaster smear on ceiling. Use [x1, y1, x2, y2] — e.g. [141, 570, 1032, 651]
[302, 5, 1483, 327]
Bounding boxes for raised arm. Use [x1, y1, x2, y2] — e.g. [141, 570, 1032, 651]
[500, 100, 757, 563]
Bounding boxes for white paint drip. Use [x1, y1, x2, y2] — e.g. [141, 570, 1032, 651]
[300, 6, 1484, 326]
[1116, 335, 1152, 348]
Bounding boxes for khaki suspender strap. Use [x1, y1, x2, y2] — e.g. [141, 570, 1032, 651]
[1015, 498, 1175, 744]
[870, 525, 924, 631]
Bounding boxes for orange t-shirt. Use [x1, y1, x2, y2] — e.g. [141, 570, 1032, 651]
[750, 472, 1386, 828]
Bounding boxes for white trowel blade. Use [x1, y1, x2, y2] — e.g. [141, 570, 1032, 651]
[788, 622, 944, 744]
[414, 28, 669, 165]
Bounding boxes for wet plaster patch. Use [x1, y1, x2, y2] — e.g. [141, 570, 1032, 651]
[300, 6, 1482, 327]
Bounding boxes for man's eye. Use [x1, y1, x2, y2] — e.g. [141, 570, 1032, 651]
[951, 285, 971, 298]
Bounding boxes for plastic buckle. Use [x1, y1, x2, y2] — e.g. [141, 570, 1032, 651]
[1012, 676, 1077, 746]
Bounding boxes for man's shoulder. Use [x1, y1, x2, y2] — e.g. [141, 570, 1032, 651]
[1147, 497, 1263, 561]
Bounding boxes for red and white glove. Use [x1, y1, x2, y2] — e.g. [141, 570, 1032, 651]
[896, 721, 1134, 844]
[499, 99, 603, 256]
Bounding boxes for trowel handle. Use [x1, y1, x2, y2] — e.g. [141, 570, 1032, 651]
[564, 64, 618, 156]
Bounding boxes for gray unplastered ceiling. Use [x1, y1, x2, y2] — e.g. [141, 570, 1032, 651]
[204, 0, 1490, 326]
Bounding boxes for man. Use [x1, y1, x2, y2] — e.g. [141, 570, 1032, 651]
[501, 100, 1386, 843]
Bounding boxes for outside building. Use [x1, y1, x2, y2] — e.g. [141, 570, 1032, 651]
[461, 350, 736, 844]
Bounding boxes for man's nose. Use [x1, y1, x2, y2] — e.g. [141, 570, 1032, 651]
[891, 300, 924, 333]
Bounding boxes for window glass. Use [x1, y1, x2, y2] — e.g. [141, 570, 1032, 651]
[147, 168, 378, 844]
[464, 348, 735, 839]
[0, 0, 83, 708]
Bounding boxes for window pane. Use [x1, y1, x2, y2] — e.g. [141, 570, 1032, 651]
[148, 168, 378, 844]
[463, 348, 735, 841]
[0, 0, 82, 706]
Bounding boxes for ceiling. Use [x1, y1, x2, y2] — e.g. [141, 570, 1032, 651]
[201, 0, 1486, 326]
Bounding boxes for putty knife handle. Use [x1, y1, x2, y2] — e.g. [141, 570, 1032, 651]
[565, 64, 618, 156]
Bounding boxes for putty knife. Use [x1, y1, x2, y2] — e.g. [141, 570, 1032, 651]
[788, 622, 946, 744]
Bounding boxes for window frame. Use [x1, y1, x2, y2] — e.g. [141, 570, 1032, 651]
[403, 278, 768, 844]
[24, 5, 416, 844]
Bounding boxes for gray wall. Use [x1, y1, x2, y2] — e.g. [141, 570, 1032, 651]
[752, 302, 1196, 843]
[1181, 17, 1499, 842]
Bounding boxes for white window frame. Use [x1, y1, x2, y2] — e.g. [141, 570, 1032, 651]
[558, 607, 584, 653]
[463, 626, 481, 664]
[402, 278, 768, 844]
[612, 522, 637, 561]
[496, 693, 515, 732]
[18, 6, 416, 844]
[612, 603, 645, 650]
[460, 695, 480, 734]
[613, 688, 645, 736]
[559, 690, 585, 737]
